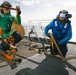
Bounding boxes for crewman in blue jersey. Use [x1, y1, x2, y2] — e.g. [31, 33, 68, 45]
[44, 10, 72, 57]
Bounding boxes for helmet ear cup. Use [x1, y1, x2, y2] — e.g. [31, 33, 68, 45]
[65, 14, 72, 18]
[68, 14, 72, 18]
[56, 15, 59, 19]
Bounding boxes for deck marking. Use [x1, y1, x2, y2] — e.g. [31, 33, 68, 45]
[27, 53, 40, 59]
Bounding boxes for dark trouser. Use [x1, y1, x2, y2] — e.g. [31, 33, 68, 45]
[50, 43, 68, 57]
[1, 31, 22, 51]
[12, 31, 22, 44]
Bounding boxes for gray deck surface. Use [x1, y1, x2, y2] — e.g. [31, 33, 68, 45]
[0, 38, 76, 75]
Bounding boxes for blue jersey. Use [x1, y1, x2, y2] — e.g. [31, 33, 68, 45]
[44, 18, 72, 44]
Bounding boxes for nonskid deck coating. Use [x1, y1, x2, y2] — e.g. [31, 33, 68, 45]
[0, 37, 76, 75]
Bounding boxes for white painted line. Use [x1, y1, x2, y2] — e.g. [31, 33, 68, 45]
[27, 53, 40, 59]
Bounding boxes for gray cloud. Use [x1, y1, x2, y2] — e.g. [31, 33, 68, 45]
[21, 0, 45, 6]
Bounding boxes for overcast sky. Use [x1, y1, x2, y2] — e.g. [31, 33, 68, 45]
[0, 0, 76, 41]
[0, 0, 76, 25]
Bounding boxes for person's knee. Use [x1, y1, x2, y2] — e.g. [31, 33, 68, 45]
[12, 31, 22, 43]
[15, 36, 22, 43]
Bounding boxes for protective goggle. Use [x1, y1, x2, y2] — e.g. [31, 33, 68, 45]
[59, 12, 68, 18]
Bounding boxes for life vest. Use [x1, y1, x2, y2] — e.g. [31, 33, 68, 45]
[52, 19, 71, 42]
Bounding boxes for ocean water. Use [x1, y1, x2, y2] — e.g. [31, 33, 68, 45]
[23, 24, 76, 42]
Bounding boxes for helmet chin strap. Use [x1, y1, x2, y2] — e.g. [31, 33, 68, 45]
[58, 17, 68, 23]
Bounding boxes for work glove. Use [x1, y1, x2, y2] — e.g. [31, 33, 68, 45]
[46, 33, 51, 38]
[17, 10, 21, 15]
[16, 6, 21, 15]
